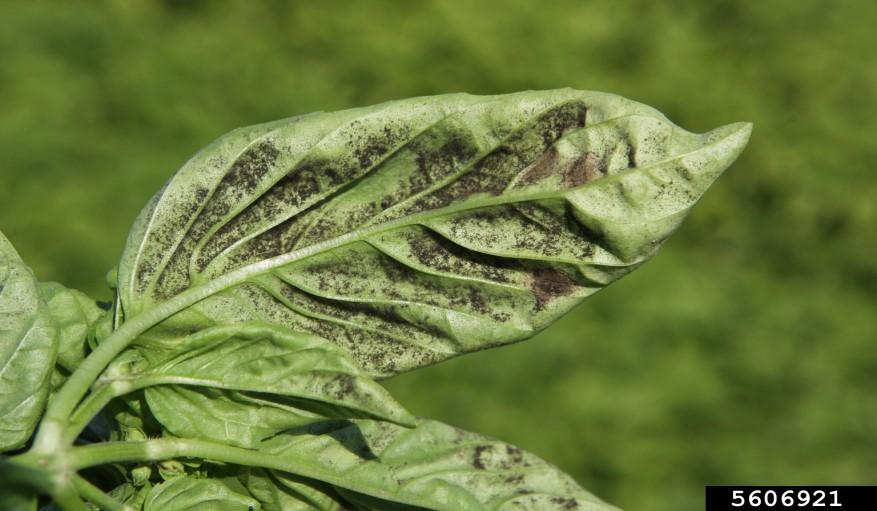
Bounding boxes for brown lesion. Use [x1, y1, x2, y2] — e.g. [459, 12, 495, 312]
[518, 147, 561, 185]
[563, 152, 607, 188]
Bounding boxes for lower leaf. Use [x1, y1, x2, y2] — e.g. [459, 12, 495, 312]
[143, 477, 260, 511]
[243, 468, 347, 511]
[0, 232, 58, 452]
[145, 387, 323, 449]
[101, 322, 414, 436]
[259, 419, 618, 511]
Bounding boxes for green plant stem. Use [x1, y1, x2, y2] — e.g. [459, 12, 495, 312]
[53, 485, 91, 511]
[71, 438, 309, 474]
[64, 374, 227, 446]
[73, 475, 131, 511]
[35, 324, 146, 452]
[3, 454, 88, 511]
[68, 438, 415, 505]
[64, 384, 119, 444]
[0, 457, 54, 494]
[35, 277, 228, 450]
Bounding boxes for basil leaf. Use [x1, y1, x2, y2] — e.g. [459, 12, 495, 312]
[103, 322, 414, 436]
[104, 391, 159, 441]
[143, 477, 259, 511]
[336, 490, 428, 511]
[116, 89, 750, 377]
[0, 231, 58, 452]
[108, 481, 152, 510]
[244, 468, 347, 511]
[144, 387, 324, 449]
[40, 282, 105, 393]
[39, 283, 103, 372]
[259, 419, 618, 511]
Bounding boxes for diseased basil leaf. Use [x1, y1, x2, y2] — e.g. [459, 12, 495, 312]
[143, 477, 260, 511]
[0, 231, 58, 452]
[116, 89, 750, 377]
[256, 419, 617, 511]
[101, 322, 414, 441]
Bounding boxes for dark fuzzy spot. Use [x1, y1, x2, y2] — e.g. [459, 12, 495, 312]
[505, 474, 525, 485]
[266, 278, 445, 376]
[403, 228, 515, 284]
[473, 444, 493, 470]
[151, 185, 210, 299]
[328, 373, 356, 400]
[197, 121, 410, 271]
[531, 267, 575, 310]
[551, 496, 580, 509]
[505, 445, 524, 465]
[355, 126, 395, 168]
[226, 141, 280, 194]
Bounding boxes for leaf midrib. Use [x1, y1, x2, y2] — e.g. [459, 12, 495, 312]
[197, 111, 684, 291]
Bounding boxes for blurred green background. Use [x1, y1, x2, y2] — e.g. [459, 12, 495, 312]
[1, 1, 875, 509]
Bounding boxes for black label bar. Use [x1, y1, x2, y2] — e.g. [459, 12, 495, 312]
[706, 486, 876, 510]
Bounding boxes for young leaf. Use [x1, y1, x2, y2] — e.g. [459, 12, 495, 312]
[258, 419, 618, 511]
[39, 282, 103, 373]
[143, 477, 259, 511]
[0, 231, 58, 452]
[107, 481, 152, 510]
[40, 282, 105, 396]
[105, 391, 160, 442]
[115, 89, 750, 377]
[101, 322, 415, 438]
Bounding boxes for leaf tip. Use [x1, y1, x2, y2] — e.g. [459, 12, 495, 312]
[707, 121, 753, 165]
